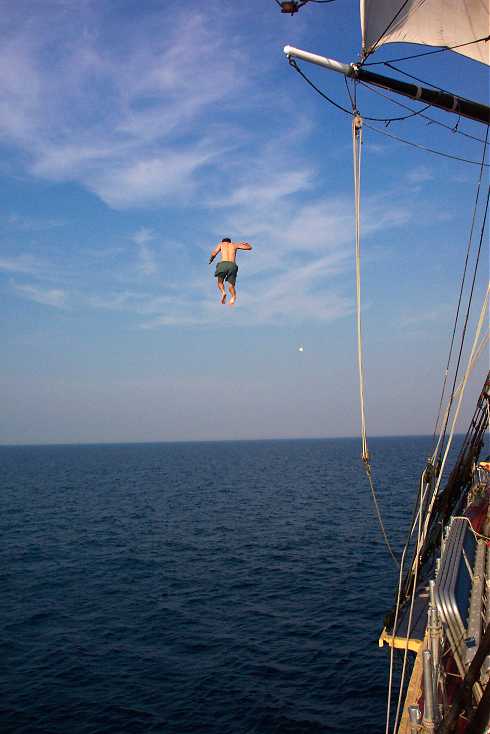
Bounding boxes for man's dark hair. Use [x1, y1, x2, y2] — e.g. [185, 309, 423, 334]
[221, 237, 231, 243]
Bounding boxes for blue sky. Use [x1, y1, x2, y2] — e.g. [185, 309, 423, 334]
[1, 0, 488, 444]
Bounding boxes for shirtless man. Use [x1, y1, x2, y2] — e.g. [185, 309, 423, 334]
[209, 237, 252, 305]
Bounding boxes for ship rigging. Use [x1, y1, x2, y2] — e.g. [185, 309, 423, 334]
[278, 1, 490, 732]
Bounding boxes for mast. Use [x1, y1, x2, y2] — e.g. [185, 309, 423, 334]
[283, 46, 490, 126]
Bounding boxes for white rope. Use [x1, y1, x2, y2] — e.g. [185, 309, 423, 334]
[352, 114, 399, 569]
[353, 114, 369, 462]
[421, 283, 490, 550]
[385, 471, 431, 734]
[392, 470, 428, 732]
[385, 301, 489, 733]
[431, 330, 490, 465]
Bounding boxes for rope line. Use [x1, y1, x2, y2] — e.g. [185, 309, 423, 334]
[454, 515, 490, 545]
[288, 60, 490, 167]
[431, 332, 489, 466]
[385, 132, 489, 730]
[422, 284, 490, 551]
[391, 470, 428, 733]
[353, 114, 367, 461]
[352, 113, 400, 570]
[385, 469, 429, 733]
[363, 122, 490, 167]
[363, 35, 490, 65]
[358, 81, 487, 145]
[432, 125, 490, 455]
[384, 62, 477, 98]
[363, 0, 413, 61]
[289, 58, 432, 122]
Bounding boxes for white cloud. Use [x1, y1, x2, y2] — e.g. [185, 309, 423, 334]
[131, 227, 157, 276]
[81, 190, 410, 329]
[11, 280, 66, 307]
[5, 213, 64, 230]
[406, 166, 434, 185]
[399, 304, 452, 328]
[0, 7, 249, 209]
[0, 254, 43, 275]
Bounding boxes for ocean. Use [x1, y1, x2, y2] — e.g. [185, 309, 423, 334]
[1, 436, 451, 733]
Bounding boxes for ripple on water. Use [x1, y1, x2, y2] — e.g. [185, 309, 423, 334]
[1, 437, 445, 733]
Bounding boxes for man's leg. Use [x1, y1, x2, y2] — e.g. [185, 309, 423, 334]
[228, 283, 236, 305]
[217, 277, 226, 304]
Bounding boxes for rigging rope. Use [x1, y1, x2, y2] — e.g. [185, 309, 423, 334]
[358, 81, 488, 145]
[432, 125, 490, 455]
[289, 58, 432, 122]
[289, 60, 490, 167]
[384, 62, 483, 99]
[431, 333, 489, 471]
[353, 115, 368, 463]
[352, 113, 400, 569]
[363, 0, 413, 62]
[363, 122, 490, 167]
[386, 325, 488, 733]
[388, 469, 428, 734]
[421, 283, 490, 550]
[362, 35, 490, 65]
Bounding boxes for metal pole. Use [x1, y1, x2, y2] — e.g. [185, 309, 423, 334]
[283, 45, 490, 125]
[283, 46, 354, 77]
[423, 649, 435, 730]
[408, 704, 421, 734]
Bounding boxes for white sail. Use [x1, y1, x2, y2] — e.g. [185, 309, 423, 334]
[361, 0, 490, 66]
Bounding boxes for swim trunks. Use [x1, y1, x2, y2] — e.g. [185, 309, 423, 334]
[215, 260, 238, 285]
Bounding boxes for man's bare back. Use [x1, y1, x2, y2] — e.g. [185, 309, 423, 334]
[217, 241, 251, 263]
[209, 237, 252, 305]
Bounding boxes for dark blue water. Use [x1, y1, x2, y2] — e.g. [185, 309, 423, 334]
[2, 437, 443, 733]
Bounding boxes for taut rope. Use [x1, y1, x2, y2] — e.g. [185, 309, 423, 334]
[352, 113, 399, 570]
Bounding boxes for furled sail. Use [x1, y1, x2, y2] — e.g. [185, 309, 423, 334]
[361, 0, 490, 66]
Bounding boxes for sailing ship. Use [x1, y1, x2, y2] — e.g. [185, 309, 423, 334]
[277, 1, 490, 732]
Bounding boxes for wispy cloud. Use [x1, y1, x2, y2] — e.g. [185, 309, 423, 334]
[0, 7, 249, 209]
[0, 254, 43, 275]
[406, 165, 434, 185]
[80, 190, 410, 328]
[399, 304, 452, 329]
[131, 227, 157, 276]
[11, 280, 66, 307]
[5, 213, 64, 230]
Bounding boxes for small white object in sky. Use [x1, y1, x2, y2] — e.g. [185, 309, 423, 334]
[298, 346, 304, 352]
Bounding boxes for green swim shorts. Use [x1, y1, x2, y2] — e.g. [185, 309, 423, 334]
[215, 260, 238, 285]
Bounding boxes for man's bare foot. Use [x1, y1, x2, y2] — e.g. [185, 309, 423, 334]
[220, 292, 226, 304]
[229, 295, 236, 305]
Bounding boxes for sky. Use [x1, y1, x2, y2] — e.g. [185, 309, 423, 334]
[1, 0, 488, 445]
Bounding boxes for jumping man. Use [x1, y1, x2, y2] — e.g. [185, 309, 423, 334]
[209, 237, 252, 305]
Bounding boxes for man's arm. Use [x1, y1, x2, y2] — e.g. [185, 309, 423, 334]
[209, 243, 221, 264]
[236, 242, 252, 251]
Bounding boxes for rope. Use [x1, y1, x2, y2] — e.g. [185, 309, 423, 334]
[363, 35, 490, 65]
[353, 115, 367, 461]
[363, 122, 490, 167]
[352, 113, 400, 569]
[431, 332, 489, 466]
[384, 62, 481, 98]
[273, 0, 335, 10]
[421, 284, 490, 549]
[391, 470, 428, 733]
[288, 60, 490, 167]
[289, 58, 432, 122]
[358, 81, 487, 145]
[363, 0, 413, 61]
[432, 125, 490, 453]
[436, 177, 490, 464]
[384, 469, 430, 733]
[454, 516, 490, 545]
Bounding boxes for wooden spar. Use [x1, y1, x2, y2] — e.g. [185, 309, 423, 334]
[283, 45, 490, 126]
